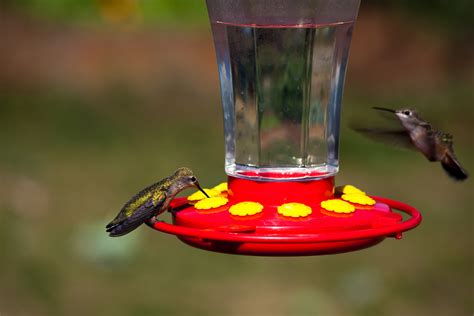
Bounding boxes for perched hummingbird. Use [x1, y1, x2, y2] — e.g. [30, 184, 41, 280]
[353, 107, 468, 181]
[106, 167, 209, 237]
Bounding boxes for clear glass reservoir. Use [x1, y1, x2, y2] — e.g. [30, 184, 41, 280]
[206, 0, 360, 181]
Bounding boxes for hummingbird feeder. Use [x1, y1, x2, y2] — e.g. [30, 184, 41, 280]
[147, 0, 422, 256]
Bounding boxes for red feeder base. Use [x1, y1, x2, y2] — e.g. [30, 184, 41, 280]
[147, 176, 422, 256]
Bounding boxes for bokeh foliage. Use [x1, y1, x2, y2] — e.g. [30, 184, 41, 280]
[4, 0, 474, 32]
[0, 1, 472, 315]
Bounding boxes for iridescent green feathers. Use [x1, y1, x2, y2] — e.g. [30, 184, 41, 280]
[105, 182, 167, 237]
[106, 167, 205, 237]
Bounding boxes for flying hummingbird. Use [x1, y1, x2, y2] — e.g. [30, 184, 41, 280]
[353, 107, 468, 181]
[106, 167, 209, 237]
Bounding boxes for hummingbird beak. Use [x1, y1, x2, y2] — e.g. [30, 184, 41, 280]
[195, 181, 210, 198]
[373, 106, 396, 113]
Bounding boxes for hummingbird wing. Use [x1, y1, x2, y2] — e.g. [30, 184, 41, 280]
[351, 126, 417, 150]
[106, 189, 167, 237]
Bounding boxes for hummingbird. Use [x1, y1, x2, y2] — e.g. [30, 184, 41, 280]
[353, 107, 468, 181]
[106, 167, 209, 237]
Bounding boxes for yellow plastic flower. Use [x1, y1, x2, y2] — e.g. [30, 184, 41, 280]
[341, 194, 375, 206]
[194, 197, 229, 210]
[335, 185, 365, 195]
[320, 199, 355, 213]
[277, 203, 312, 218]
[321, 208, 354, 218]
[211, 182, 228, 193]
[187, 189, 219, 202]
[229, 202, 264, 216]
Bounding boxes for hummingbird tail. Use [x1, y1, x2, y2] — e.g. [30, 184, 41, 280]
[441, 152, 468, 181]
[106, 219, 143, 237]
[106, 212, 151, 237]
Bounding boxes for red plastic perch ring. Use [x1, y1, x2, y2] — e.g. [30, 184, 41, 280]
[147, 193, 421, 256]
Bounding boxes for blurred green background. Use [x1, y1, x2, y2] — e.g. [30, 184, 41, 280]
[0, 1, 472, 315]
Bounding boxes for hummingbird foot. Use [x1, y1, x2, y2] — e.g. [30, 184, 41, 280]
[147, 208, 170, 225]
[147, 216, 160, 225]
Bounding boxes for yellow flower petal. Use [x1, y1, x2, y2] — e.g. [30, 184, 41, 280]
[194, 197, 229, 210]
[335, 185, 365, 195]
[277, 203, 312, 218]
[341, 194, 375, 206]
[229, 202, 264, 216]
[211, 182, 228, 193]
[187, 189, 219, 202]
[321, 199, 355, 213]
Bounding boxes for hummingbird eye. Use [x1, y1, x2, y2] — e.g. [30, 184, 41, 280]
[190, 176, 197, 182]
[403, 110, 411, 116]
